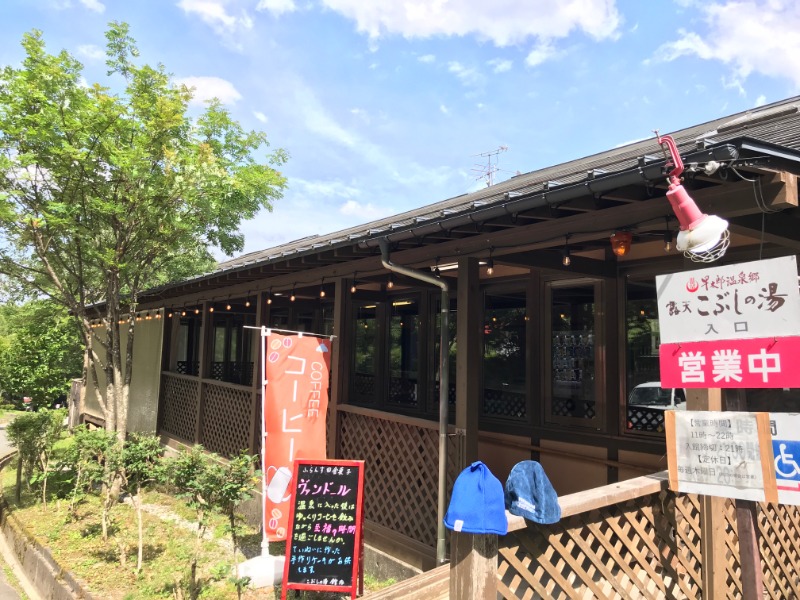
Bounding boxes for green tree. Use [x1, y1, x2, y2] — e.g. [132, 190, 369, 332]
[0, 23, 287, 440]
[121, 433, 163, 573]
[168, 446, 259, 600]
[6, 408, 68, 506]
[0, 300, 82, 408]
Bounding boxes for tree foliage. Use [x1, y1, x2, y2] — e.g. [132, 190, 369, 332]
[0, 300, 82, 408]
[0, 23, 287, 438]
[6, 408, 68, 505]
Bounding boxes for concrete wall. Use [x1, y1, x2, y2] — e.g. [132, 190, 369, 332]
[84, 312, 164, 433]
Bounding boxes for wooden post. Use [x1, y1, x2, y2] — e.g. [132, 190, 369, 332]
[456, 257, 481, 465]
[327, 278, 348, 459]
[449, 532, 498, 600]
[724, 389, 764, 600]
[686, 388, 727, 598]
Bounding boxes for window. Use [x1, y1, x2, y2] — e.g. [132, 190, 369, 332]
[350, 294, 428, 414]
[388, 299, 420, 407]
[352, 302, 380, 405]
[207, 299, 256, 386]
[624, 278, 666, 433]
[173, 315, 201, 376]
[482, 289, 527, 423]
[545, 280, 601, 427]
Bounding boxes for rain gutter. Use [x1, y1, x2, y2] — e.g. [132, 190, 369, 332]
[377, 238, 451, 566]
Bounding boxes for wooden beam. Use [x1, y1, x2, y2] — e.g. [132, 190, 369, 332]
[687, 388, 727, 600]
[456, 257, 481, 465]
[729, 209, 800, 251]
[500, 249, 617, 278]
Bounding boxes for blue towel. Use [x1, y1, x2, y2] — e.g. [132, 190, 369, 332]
[505, 460, 561, 524]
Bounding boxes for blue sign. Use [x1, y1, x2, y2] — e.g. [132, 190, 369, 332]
[773, 439, 800, 481]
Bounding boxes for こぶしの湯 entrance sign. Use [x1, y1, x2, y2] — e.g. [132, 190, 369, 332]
[656, 256, 800, 388]
[281, 459, 365, 600]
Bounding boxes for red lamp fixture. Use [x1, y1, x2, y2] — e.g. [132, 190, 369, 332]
[656, 133, 729, 262]
[610, 231, 633, 257]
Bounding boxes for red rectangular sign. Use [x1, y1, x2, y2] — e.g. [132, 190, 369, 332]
[263, 333, 332, 541]
[660, 335, 800, 388]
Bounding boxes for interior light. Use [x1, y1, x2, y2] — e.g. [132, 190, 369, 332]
[610, 231, 633, 257]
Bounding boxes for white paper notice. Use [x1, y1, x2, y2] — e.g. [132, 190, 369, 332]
[673, 411, 765, 501]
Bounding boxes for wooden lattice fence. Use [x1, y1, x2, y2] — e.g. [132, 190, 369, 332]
[201, 380, 254, 456]
[338, 407, 464, 550]
[160, 373, 199, 442]
[498, 472, 800, 600]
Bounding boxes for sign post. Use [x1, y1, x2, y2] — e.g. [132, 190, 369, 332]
[658, 256, 800, 599]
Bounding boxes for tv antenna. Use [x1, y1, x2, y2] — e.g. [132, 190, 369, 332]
[472, 145, 508, 187]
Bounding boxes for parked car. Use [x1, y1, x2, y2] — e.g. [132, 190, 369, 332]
[628, 382, 686, 410]
[626, 382, 686, 432]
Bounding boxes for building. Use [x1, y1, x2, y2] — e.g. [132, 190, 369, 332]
[83, 95, 800, 570]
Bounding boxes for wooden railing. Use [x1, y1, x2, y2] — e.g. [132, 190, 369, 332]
[371, 470, 800, 599]
[498, 471, 800, 599]
[160, 372, 256, 457]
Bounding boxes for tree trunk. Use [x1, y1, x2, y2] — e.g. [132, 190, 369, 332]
[15, 457, 21, 504]
[136, 486, 144, 573]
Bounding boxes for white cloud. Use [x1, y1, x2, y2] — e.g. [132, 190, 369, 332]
[289, 80, 458, 190]
[526, 40, 557, 67]
[77, 44, 105, 61]
[755, 94, 767, 107]
[653, 1, 800, 89]
[79, 0, 104, 11]
[177, 0, 254, 37]
[253, 111, 269, 123]
[448, 61, 485, 87]
[340, 199, 390, 219]
[292, 178, 360, 200]
[256, 0, 296, 15]
[418, 54, 436, 63]
[439, 104, 450, 115]
[319, 0, 621, 45]
[487, 58, 512, 73]
[175, 76, 242, 105]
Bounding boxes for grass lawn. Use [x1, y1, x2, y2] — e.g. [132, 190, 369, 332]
[0, 457, 396, 599]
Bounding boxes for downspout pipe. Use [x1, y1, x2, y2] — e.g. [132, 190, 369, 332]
[378, 239, 451, 566]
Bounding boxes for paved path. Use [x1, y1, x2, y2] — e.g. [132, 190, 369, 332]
[0, 424, 38, 600]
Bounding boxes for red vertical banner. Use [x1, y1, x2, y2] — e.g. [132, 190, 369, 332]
[263, 333, 331, 541]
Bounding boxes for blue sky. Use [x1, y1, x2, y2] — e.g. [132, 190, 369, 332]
[2, 0, 799, 258]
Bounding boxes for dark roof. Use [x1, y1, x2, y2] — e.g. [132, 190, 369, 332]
[148, 95, 800, 297]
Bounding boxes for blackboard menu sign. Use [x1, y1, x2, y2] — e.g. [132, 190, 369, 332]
[281, 459, 365, 600]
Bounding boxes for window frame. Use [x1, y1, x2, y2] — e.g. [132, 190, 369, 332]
[543, 277, 606, 430]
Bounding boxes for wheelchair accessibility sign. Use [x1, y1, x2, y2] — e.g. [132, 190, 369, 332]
[771, 413, 800, 505]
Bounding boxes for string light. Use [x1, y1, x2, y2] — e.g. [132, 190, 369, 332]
[245, 292, 251, 308]
[209, 306, 215, 313]
[267, 290, 273, 305]
[320, 277, 326, 298]
[663, 218, 673, 252]
[387, 275, 394, 289]
[562, 236, 571, 267]
[486, 248, 495, 276]
[290, 287, 296, 302]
